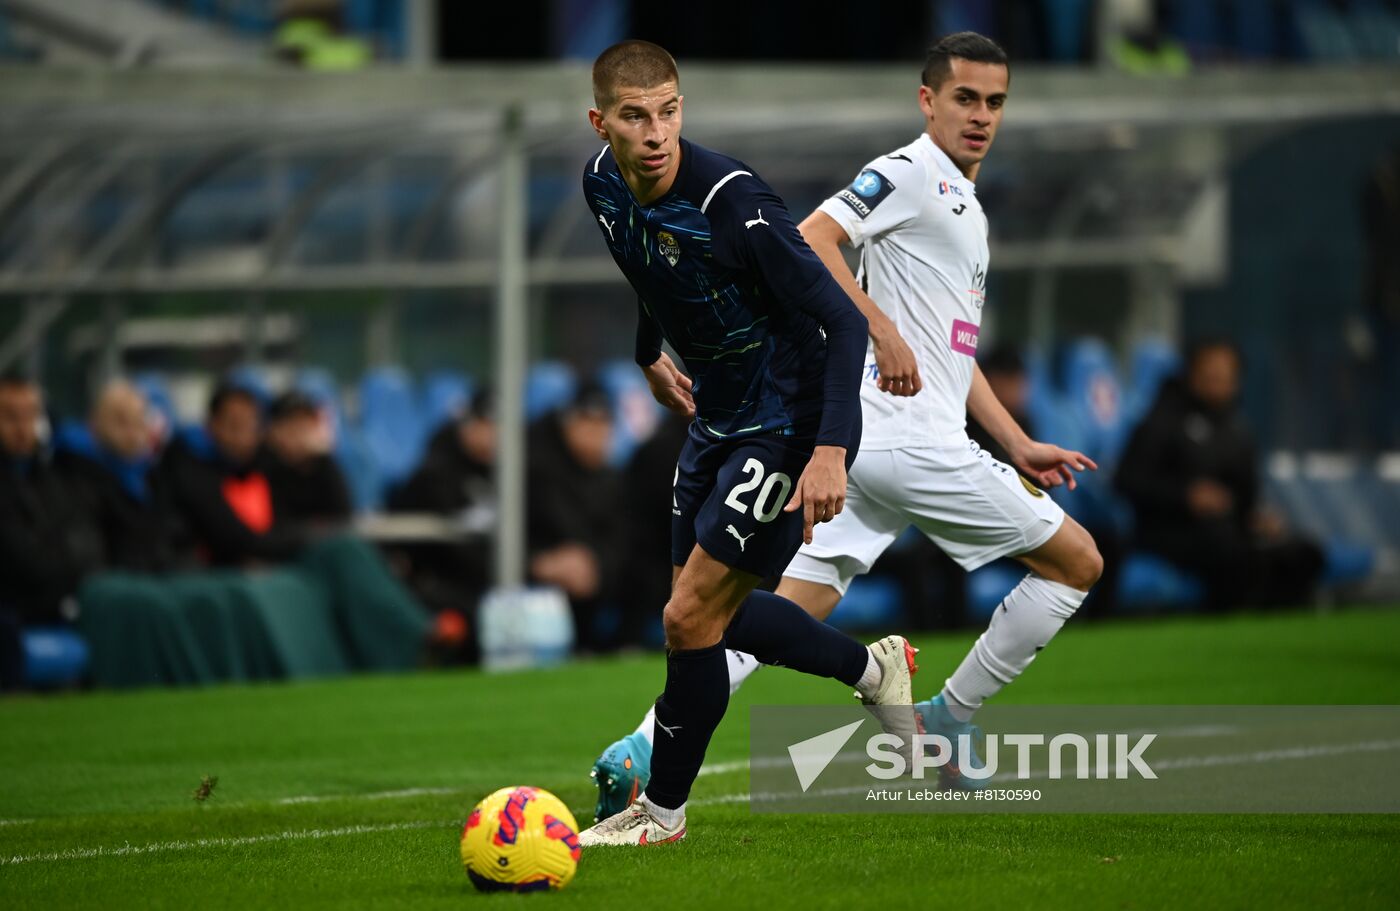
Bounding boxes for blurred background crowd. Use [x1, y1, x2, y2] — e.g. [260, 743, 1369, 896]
[0, 0, 1397, 691]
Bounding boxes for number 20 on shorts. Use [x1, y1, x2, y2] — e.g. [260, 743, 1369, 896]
[724, 458, 792, 524]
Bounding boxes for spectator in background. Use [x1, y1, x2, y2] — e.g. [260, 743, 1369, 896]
[161, 383, 305, 567]
[0, 376, 103, 689]
[968, 345, 1121, 618]
[389, 390, 497, 659]
[263, 390, 352, 527]
[56, 381, 186, 573]
[622, 410, 691, 645]
[274, 0, 371, 70]
[527, 383, 627, 652]
[1116, 339, 1324, 611]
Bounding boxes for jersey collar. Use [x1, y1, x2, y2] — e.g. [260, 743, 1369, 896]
[919, 133, 974, 189]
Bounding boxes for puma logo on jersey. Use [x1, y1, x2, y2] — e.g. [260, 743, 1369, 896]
[952, 203, 966, 215]
[745, 209, 769, 229]
[726, 524, 755, 551]
[598, 214, 616, 240]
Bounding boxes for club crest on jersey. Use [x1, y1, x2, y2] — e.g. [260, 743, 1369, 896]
[835, 169, 895, 219]
[656, 230, 681, 267]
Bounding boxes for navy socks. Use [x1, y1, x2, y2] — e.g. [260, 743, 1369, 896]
[643, 641, 730, 810]
[724, 590, 868, 687]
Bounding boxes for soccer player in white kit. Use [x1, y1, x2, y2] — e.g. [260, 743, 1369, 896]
[591, 32, 1104, 814]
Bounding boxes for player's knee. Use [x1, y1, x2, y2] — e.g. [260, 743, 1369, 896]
[1065, 542, 1103, 592]
[662, 594, 723, 650]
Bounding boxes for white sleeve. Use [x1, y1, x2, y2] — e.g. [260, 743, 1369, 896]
[816, 154, 926, 249]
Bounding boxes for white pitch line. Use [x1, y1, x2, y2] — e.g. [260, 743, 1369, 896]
[0, 819, 33, 827]
[1, 820, 449, 867]
[276, 786, 460, 806]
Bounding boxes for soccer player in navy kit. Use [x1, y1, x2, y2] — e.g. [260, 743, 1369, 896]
[577, 40, 920, 846]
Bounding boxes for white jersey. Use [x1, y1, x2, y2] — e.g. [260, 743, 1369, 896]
[817, 132, 989, 450]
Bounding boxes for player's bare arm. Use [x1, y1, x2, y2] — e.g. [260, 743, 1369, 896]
[966, 362, 1096, 490]
[799, 210, 923, 398]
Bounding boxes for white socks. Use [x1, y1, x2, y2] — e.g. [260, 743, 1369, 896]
[634, 650, 762, 746]
[640, 794, 685, 827]
[855, 647, 884, 698]
[942, 573, 1087, 720]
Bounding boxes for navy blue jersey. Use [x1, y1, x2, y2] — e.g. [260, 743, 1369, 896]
[582, 138, 866, 450]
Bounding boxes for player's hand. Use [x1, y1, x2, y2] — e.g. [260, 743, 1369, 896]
[871, 322, 922, 397]
[640, 353, 695, 417]
[1009, 440, 1097, 491]
[784, 445, 847, 544]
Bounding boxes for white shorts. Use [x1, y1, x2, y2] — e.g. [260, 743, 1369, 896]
[784, 437, 1065, 595]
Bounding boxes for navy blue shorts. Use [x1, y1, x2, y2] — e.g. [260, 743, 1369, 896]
[671, 424, 837, 578]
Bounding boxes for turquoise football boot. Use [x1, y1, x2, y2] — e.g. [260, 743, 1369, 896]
[590, 731, 652, 823]
[916, 694, 988, 791]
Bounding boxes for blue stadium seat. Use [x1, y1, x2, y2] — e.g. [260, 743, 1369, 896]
[597, 359, 661, 467]
[1295, 0, 1362, 60]
[1169, 0, 1227, 59]
[358, 366, 427, 487]
[22, 628, 89, 688]
[1231, 0, 1282, 60]
[827, 576, 905, 631]
[294, 368, 381, 512]
[526, 361, 578, 421]
[421, 370, 474, 433]
[1116, 552, 1204, 610]
[1054, 339, 1132, 533]
[132, 372, 181, 447]
[965, 559, 1025, 621]
[225, 364, 273, 407]
[1127, 338, 1180, 422]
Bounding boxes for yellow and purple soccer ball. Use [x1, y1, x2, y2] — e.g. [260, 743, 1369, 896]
[460, 786, 582, 892]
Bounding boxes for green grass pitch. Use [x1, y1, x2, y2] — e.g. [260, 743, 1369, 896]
[3, 607, 1399, 909]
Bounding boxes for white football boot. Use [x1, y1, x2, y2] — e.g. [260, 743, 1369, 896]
[577, 800, 686, 847]
[857, 635, 923, 769]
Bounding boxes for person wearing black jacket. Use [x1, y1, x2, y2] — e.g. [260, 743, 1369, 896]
[1115, 340, 1323, 610]
[0, 376, 104, 688]
[388, 391, 496, 658]
[526, 383, 627, 652]
[263, 390, 352, 527]
[56, 381, 186, 574]
[160, 383, 304, 567]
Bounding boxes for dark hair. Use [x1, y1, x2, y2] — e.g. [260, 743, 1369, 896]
[267, 390, 318, 423]
[921, 32, 1009, 90]
[0, 371, 35, 392]
[592, 39, 679, 111]
[207, 383, 260, 420]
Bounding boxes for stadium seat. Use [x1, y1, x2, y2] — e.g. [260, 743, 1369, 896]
[225, 364, 273, 407]
[965, 559, 1025, 621]
[358, 366, 427, 486]
[1054, 338, 1132, 533]
[526, 361, 578, 420]
[21, 627, 90, 688]
[597, 359, 661, 467]
[1169, 0, 1227, 59]
[295, 367, 382, 512]
[1127, 337, 1180, 421]
[1116, 552, 1204, 610]
[132, 371, 181, 448]
[827, 576, 905, 631]
[421, 369, 474, 433]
